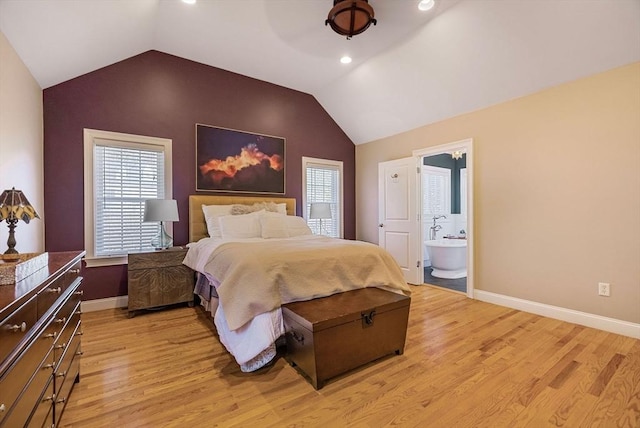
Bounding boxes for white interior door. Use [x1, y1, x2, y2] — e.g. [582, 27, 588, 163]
[378, 157, 420, 285]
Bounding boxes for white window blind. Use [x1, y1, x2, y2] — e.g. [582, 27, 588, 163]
[94, 144, 164, 256]
[422, 165, 451, 216]
[303, 157, 343, 238]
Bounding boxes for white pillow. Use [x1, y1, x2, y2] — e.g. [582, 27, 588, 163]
[285, 216, 313, 237]
[202, 204, 233, 238]
[219, 211, 264, 239]
[260, 215, 290, 239]
[276, 203, 287, 215]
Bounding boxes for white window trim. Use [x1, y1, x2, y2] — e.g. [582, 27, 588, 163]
[302, 156, 344, 238]
[83, 129, 172, 267]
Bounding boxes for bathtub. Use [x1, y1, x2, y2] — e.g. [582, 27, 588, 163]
[424, 238, 467, 279]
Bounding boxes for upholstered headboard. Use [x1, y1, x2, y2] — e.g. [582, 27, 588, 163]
[188, 195, 297, 243]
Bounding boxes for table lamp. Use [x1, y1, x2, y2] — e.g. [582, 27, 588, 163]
[0, 187, 40, 258]
[309, 202, 332, 235]
[143, 199, 179, 250]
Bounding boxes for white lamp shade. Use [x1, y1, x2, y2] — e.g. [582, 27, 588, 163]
[143, 199, 179, 222]
[309, 202, 332, 219]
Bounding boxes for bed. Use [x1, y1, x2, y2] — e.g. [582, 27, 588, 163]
[183, 195, 411, 372]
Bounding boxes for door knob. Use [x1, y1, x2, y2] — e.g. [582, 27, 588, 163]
[378, 223, 384, 228]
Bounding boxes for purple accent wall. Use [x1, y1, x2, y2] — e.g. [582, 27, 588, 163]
[43, 50, 355, 301]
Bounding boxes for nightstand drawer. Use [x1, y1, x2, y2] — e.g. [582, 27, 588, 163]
[128, 248, 187, 270]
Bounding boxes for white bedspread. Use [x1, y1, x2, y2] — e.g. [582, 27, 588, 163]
[184, 235, 411, 330]
[184, 235, 410, 371]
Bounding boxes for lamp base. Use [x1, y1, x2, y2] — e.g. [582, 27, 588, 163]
[4, 219, 19, 256]
[151, 222, 173, 250]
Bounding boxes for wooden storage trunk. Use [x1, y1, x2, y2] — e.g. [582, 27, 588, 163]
[283, 287, 410, 389]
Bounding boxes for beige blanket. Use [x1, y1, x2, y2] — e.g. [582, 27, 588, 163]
[200, 237, 411, 330]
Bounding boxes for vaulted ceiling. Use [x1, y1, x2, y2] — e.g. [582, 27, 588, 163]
[1, 0, 638, 144]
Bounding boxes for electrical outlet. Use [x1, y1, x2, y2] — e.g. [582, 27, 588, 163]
[598, 282, 610, 297]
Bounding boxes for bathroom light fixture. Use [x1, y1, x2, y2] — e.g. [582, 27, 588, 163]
[452, 150, 464, 160]
[340, 55, 352, 64]
[418, 0, 435, 11]
[182, 0, 196, 4]
[326, 0, 376, 39]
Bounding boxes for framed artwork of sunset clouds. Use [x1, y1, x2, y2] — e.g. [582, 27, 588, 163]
[196, 124, 285, 194]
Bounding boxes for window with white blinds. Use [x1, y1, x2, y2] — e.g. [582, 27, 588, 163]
[302, 157, 343, 238]
[422, 165, 451, 216]
[94, 145, 164, 255]
[84, 129, 173, 267]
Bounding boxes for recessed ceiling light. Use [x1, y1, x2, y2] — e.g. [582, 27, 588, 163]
[182, 0, 196, 4]
[340, 56, 352, 64]
[418, 0, 435, 11]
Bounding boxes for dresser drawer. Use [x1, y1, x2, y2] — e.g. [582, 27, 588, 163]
[54, 320, 81, 395]
[26, 377, 54, 428]
[0, 295, 38, 365]
[53, 297, 81, 365]
[0, 343, 54, 427]
[53, 338, 81, 422]
[36, 260, 81, 319]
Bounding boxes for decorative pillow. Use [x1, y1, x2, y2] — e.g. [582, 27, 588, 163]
[260, 215, 290, 239]
[201, 204, 233, 238]
[285, 215, 313, 237]
[231, 202, 283, 215]
[218, 211, 264, 239]
[275, 203, 287, 215]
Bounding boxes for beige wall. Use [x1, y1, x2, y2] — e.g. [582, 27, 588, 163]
[0, 31, 44, 253]
[357, 62, 640, 324]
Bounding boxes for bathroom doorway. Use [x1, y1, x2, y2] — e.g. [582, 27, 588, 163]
[414, 139, 474, 297]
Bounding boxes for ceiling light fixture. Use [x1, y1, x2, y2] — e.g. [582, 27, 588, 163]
[340, 56, 352, 64]
[326, 0, 377, 40]
[418, 0, 435, 11]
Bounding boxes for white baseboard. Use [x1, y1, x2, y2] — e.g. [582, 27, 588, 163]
[474, 290, 640, 339]
[81, 295, 128, 313]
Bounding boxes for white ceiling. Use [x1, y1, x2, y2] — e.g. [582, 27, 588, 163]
[1, 0, 639, 145]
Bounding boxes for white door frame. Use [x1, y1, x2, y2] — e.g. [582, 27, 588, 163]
[414, 138, 474, 298]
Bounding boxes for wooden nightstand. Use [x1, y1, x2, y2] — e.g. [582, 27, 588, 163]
[127, 247, 195, 317]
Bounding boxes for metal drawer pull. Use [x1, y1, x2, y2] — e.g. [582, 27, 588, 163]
[76, 350, 84, 356]
[43, 362, 56, 370]
[42, 394, 56, 403]
[55, 397, 66, 404]
[56, 371, 67, 378]
[70, 268, 80, 274]
[74, 290, 84, 296]
[55, 317, 67, 324]
[47, 287, 62, 294]
[75, 331, 84, 336]
[75, 310, 83, 316]
[54, 342, 67, 349]
[0, 403, 5, 412]
[290, 330, 304, 344]
[7, 322, 27, 333]
[44, 331, 57, 339]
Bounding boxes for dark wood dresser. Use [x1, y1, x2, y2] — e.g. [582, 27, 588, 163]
[0, 251, 85, 427]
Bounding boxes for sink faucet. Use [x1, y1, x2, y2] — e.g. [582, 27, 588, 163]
[429, 215, 446, 240]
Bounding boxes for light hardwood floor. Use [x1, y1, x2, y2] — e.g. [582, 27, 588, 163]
[60, 285, 640, 427]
